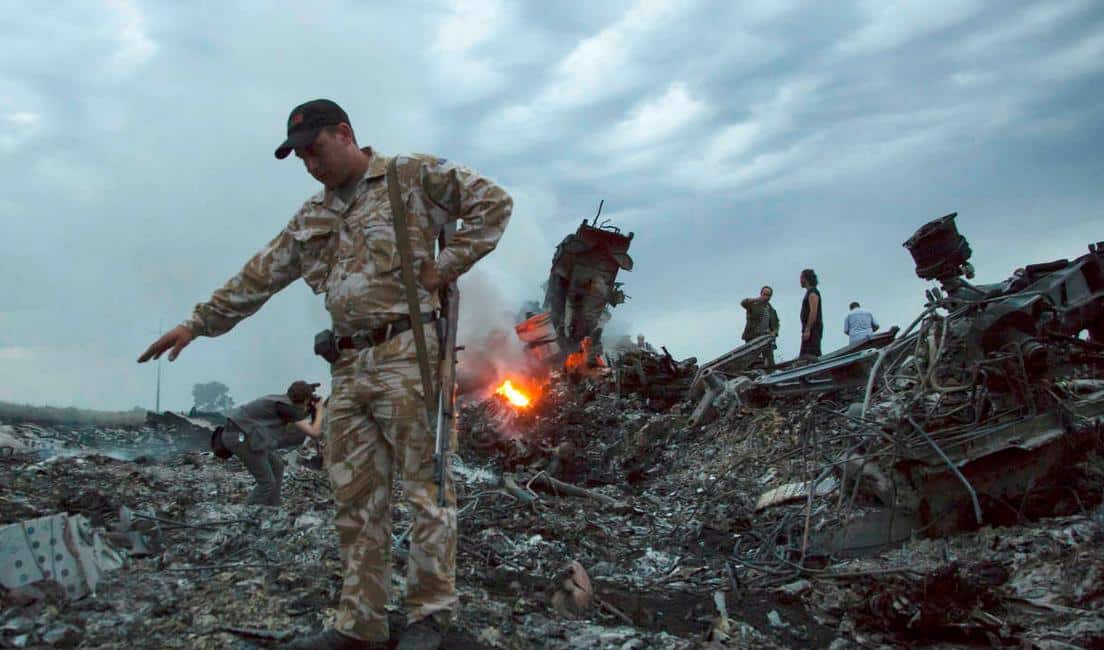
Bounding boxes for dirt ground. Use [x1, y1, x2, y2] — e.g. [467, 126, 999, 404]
[2, 376, 1103, 648]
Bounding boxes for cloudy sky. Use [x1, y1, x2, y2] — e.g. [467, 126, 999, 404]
[1, 0, 1102, 411]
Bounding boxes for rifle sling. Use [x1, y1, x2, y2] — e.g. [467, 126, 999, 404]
[386, 158, 437, 421]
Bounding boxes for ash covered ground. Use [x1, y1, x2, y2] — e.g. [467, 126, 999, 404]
[2, 369, 1103, 648]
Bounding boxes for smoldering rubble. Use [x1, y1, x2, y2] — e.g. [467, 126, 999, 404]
[2, 214, 1104, 649]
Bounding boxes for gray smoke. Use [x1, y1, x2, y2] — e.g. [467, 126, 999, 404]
[455, 272, 547, 398]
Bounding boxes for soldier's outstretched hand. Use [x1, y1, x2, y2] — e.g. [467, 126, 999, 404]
[138, 325, 195, 363]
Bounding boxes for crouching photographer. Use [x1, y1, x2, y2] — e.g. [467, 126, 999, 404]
[210, 380, 325, 507]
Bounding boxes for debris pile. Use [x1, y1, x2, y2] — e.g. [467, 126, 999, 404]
[850, 215, 1104, 535]
[0, 419, 209, 463]
[3, 213, 1104, 648]
[610, 341, 698, 410]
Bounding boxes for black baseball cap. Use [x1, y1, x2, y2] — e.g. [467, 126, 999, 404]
[274, 99, 350, 159]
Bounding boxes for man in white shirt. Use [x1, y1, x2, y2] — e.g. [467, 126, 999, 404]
[844, 302, 879, 346]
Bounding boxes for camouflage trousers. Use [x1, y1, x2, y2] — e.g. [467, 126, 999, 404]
[325, 324, 457, 642]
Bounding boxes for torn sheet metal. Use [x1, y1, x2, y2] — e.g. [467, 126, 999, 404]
[819, 326, 900, 360]
[689, 375, 753, 427]
[540, 212, 634, 360]
[903, 416, 1103, 536]
[516, 311, 562, 363]
[0, 513, 125, 599]
[755, 477, 839, 510]
[144, 411, 215, 449]
[755, 348, 880, 395]
[689, 335, 775, 401]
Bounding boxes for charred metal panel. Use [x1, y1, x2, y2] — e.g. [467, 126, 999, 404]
[544, 215, 634, 356]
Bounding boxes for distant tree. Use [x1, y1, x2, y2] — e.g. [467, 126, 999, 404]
[192, 381, 234, 413]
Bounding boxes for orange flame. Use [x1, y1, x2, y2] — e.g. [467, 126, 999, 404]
[495, 379, 532, 408]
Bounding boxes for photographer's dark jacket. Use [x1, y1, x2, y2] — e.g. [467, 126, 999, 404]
[226, 394, 307, 450]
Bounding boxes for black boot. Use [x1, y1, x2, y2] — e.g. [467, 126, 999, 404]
[284, 627, 386, 649]
[396, 616, 444, 650]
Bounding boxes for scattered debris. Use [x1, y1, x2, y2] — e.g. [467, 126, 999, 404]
[756, 478, 839, 511]
[3, 213, 1103, 648]
[852, 214, 1104, 536]
[0, 513, 124, 600]
[551, 561, 593, 617]
[0, 427, 28, 455]
[144, 410, 216, 449]
[610, 342, 698, 410]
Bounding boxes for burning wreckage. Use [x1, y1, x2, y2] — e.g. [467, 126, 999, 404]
[464, 211, 1104, 646]
[515, 205, 634, 364]
[514, 207, 699, 404]
[2, 212, 1104, 648]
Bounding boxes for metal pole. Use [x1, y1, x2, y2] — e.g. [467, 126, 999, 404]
[155, 319, 163, 412]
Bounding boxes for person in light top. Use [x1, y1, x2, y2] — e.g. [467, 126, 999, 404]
[844, 301, 880, 346]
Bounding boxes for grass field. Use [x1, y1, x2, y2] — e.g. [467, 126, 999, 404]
[0, 401, 147, 427]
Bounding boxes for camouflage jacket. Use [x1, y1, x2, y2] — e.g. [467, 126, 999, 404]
[740, 298, 779, 342]
[183, 150, 512, 337]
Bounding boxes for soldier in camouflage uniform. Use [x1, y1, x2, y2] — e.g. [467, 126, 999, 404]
[740, 285, 780, 368]
[138, 99, 512, 650]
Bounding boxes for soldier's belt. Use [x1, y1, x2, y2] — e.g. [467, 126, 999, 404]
[336, 311, 440, 351]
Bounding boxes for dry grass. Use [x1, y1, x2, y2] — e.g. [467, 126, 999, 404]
[0, 400, 146, 427]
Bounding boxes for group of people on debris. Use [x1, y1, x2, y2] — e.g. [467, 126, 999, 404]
[740, 268, 880, 367]
[138, 99, 513, 649]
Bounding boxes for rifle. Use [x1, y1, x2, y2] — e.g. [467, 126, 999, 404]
[434, 223, 460, 506]
[386, 158, 459, 508]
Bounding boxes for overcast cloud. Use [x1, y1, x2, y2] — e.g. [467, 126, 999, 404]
[1, 0, 1102, 411]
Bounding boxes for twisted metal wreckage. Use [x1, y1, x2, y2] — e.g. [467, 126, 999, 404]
[692, 213, 1104, 550]
[516, 202, 635, 365]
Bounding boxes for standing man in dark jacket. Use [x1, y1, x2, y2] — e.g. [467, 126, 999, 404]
[740, 285, 779, 367]
[214, 380, 325, 507]
[799, 269, 823, 359]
